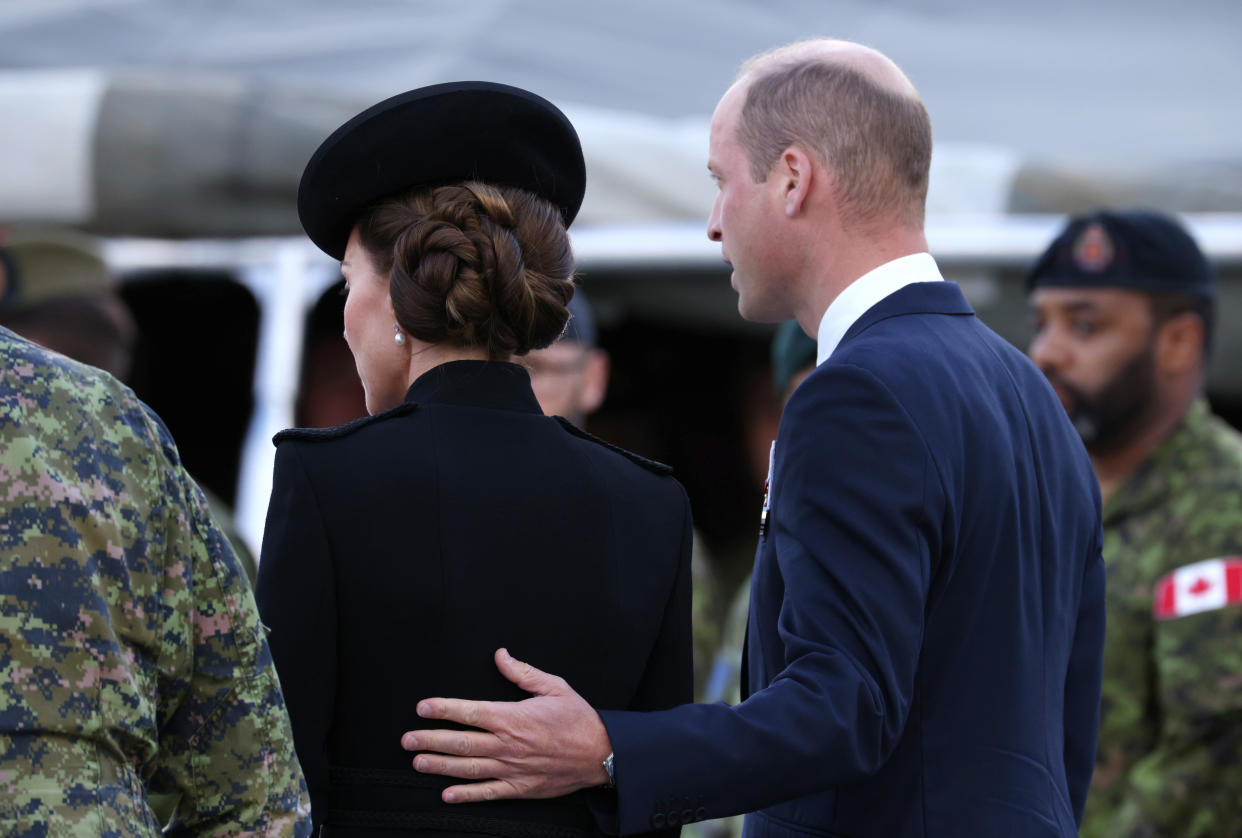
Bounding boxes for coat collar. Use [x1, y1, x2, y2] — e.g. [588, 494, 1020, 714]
[403, 360, 543, 414]
[837, 281, 976, 350]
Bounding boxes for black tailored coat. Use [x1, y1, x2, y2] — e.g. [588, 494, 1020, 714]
[256, 360, 693, 838]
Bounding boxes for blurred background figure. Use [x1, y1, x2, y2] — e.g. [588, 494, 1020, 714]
[0, 228, 136, 380]
[0, 228, 258, 585]
[524, 288, 758, 697]
[1027, 209, 1242, 838]
[703, 318, 818, 701]
[296, 281, 368, 428]
[686, 318, 816, 838]
[524, 290, 610, 429]
[768, 318, 819, 405]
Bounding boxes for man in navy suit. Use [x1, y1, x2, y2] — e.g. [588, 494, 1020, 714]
[402, 38, 1106, 837]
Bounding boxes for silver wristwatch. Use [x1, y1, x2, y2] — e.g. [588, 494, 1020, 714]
[602, 752, 616, 788]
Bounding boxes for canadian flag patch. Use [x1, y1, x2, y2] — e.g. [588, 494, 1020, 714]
[1153, 558, 1242, 620]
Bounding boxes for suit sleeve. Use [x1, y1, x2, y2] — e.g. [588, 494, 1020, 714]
[1063, 530, 1106, 826]
[256, 441, 338, 825]
[598, 363, 939, 835]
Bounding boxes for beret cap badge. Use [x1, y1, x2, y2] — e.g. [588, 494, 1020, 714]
[1072, 223, 1114, 273]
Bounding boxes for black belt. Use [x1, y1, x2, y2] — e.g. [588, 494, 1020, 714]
[323, 766, 597, 838]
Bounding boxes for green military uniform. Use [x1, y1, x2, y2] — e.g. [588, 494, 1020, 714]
[1083, 398, 1242, 838]
[0, 327, 309, 835]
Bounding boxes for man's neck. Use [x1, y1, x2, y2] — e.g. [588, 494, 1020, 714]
[798, 225, 929, 335]
[1092, 395, 1195, 504]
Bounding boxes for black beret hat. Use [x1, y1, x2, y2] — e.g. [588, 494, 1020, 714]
[298, 81, 586, 260]
[1026, 208, 1213, 298]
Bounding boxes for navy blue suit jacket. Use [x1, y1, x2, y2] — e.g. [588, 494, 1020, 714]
[598, 282, 1105, 837]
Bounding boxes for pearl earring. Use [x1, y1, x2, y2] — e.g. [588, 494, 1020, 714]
[393, 324, 405, 345]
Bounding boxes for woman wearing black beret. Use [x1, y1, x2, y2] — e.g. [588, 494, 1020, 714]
[256, 82, 692, 838]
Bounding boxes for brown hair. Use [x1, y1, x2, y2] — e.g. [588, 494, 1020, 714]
[355, 182, 575, 359]
[736, 56, 932, 228]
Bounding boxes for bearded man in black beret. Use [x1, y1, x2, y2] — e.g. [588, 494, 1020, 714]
[1028, 208, 1242, 838]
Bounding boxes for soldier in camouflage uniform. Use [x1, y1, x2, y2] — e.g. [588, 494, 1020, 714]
[0, 228, 260, 586]
[0, 324, 310, 835]
[1028, 209, 1242, 837]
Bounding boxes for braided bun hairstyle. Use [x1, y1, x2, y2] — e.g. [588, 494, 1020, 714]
[355, 182, 575, 359]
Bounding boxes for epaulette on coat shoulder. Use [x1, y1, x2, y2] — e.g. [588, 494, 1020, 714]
[273, 402, 419, 445]
[554, 416, 673, 476]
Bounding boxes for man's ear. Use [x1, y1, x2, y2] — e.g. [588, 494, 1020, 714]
[779, 145, 815, 218]
[1155, 311, 1205, 376]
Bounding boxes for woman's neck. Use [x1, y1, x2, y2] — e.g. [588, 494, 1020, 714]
[404, 342, 502, 390]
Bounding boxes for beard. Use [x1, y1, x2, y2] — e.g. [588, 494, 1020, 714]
[1045, 343, 1160, 457]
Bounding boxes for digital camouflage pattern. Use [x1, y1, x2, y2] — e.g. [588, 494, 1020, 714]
[1083, 398, 1242, 838]
[0, 327, 310, 836]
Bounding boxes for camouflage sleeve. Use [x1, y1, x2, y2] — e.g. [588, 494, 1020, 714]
[1105, 548, 1242, 836]
[143, 410, 311, 836]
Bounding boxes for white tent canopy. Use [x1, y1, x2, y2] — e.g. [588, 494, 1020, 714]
[2, 0, 1239, 162]
[2, 0, 1242, 237]
[0, 68, 1057, 236]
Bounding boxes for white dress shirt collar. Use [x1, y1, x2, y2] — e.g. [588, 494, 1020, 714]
[815, 252, 944, 366]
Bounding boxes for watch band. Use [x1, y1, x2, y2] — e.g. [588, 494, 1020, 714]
[602, 752, 616, 788]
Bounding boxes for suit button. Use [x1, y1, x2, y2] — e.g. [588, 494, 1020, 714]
[682, 809, 695, 823]
[652, 814, 666, 828]
[696, 807, 707, 820]
[667, 811, 680, 826]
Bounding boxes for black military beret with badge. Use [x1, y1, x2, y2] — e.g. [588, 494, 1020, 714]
[1025, 208, 1213, 299]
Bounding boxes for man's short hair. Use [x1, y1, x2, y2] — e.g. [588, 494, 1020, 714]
[735, 55, 932, 228]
